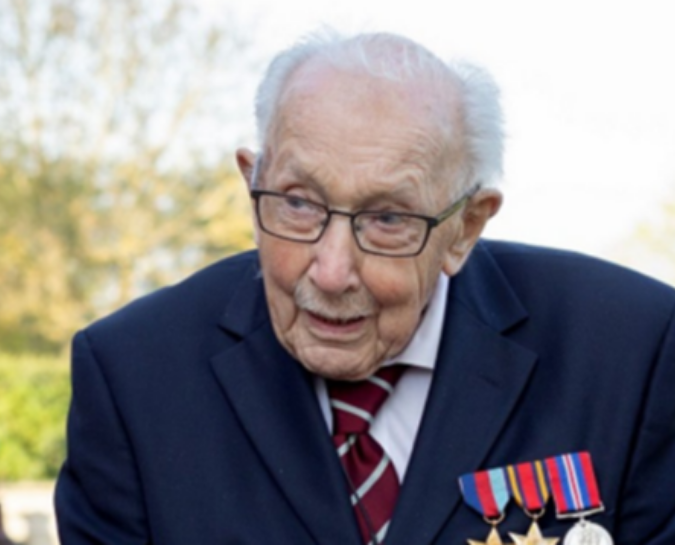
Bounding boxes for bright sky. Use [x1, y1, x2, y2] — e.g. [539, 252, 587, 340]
[201, 0, 675, 275]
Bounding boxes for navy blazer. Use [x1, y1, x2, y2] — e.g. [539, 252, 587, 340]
[55, 240, 675, 544]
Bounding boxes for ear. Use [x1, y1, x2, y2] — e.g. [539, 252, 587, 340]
[442, 188, 503, 276]
[236, 148, 261, 244]
[236, 148, 257, 190]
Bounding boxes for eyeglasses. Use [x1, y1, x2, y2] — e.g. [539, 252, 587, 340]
[249, 186, 479, 257]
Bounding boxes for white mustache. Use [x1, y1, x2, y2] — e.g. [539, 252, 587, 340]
[294, 278, 376, 320]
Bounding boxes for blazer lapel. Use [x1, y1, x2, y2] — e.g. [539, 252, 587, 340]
[387, 242, 539, 545]
[210, 270, 360, 544]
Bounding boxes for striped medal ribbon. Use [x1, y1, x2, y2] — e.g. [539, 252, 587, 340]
[507, 460, 559, 544]
[459, 467, 511, 545]
[544, 452, 614, 545]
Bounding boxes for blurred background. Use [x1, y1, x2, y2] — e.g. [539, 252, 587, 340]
[0, 0, 673, 543]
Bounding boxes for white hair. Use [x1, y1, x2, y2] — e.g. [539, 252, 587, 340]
[253, 29, 504, 191]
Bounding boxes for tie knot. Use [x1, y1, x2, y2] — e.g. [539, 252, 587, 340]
[327, 364, 406, 435]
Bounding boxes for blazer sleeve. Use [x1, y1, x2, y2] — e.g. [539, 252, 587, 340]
[55, 330, 150, 545]
[617, 305, 675, 544]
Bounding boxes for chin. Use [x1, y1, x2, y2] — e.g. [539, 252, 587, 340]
[296, 348, 378, 381]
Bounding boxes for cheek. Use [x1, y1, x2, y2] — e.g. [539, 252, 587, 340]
[364, 261, 431, 324]
[366, 251, 441, 303]
[260, 237, 311, 283]
[259, 241, 309, 323]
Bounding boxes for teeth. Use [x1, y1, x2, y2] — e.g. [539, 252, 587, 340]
[318, 314, 360, 325]
[328, 317, 349, 324]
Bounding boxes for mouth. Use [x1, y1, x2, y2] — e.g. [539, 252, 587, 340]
[308, 311, 365, 325]
[305, 310, 368, 335]
[310, 312, 363, 325]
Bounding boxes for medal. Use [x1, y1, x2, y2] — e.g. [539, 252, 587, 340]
[507, 460, 559, 544]
[468, 527, 510, 545]
[459, 467, 512, 545]
[545, 452, 614, 545]
[563, 520, 613, 545]
[509, 523, 559, 545]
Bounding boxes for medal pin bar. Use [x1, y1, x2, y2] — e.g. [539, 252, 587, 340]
[459, 468, 513, 545]
[507, 460, 559, 545]
[544, 452, 614, 545]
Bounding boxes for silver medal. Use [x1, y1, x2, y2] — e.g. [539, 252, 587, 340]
[563, 520, 613, 545]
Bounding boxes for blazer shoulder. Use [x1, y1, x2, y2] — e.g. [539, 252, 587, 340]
[476, 239, 675, 318]
[83, 250, 261, 345]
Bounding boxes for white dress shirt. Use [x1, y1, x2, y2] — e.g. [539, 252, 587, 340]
[315, 273, 449, 481]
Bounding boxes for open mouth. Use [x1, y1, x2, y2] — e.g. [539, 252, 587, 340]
[308, 311, 365, 326]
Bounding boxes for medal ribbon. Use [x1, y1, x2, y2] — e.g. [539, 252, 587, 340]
[545, 451, 603, 516]
[459, 468, 510, 519]
[507, 460, 549, 513]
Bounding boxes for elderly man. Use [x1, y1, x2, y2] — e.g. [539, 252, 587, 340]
[56, 31, 675, 545]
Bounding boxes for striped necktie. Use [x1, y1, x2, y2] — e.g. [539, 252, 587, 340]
[327, 365, 406, 544]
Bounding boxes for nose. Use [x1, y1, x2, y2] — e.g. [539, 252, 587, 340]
[307, 214, 361, 295]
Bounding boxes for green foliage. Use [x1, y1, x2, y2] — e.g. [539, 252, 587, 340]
[0, 0, 256, 355]
[0, 353, 70, 481]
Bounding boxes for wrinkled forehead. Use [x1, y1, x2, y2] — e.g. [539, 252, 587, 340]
[264, 62, 465, 178]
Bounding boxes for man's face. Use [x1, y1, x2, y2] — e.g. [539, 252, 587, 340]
[238, 67, 496, 380]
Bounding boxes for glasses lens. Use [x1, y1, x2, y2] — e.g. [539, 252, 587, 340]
[258, 193, 326, 240]
[355, 212, 428, 256]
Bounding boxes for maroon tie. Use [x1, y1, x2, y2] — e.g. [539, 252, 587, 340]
[327, 365, 406, 544]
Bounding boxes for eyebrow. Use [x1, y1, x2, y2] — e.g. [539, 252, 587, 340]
[288, 162, 321, 186]
[361, 191, 426, 215]
[281, 159, 428, 210]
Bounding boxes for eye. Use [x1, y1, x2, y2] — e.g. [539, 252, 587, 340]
[278, 194, 324, 220]
[284, 195, 312, 209]
[373, 212, 406, 226]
